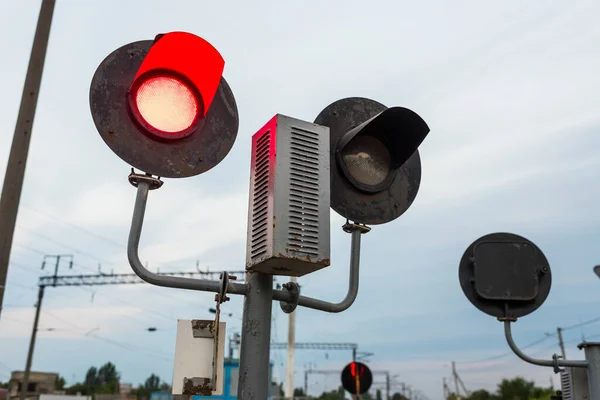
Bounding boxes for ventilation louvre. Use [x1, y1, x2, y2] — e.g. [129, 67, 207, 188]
[287, 126, 321, 256]
[561, 369, 572, 400]
[245, 114, 330, 277]
[250, 129, 271, 259]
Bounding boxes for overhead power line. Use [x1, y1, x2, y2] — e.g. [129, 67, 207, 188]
[457, 334, 554, 365]
[21, 204, 124, 248]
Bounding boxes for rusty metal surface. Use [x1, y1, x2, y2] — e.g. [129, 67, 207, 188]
[182, 377, 212, 396]
[459, 232, 552, 319]
[314, 97, 422, 225]
[89, 40, 239, 178]
[191, 320, 214, 339]
[279, 280, 300, 313]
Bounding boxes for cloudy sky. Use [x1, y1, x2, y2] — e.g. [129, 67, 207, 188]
[1, 0, 599, 399]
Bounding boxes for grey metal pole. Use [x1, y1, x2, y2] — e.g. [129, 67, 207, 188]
[386, 373, 390, 400]
[303, 370, 307, 397]
[285, 277, 297, 400]
[0, 0, 56, 320]
[20, 285, 45, 400]
[558, 327, 567, 359]
[580, 343, 600, 400]
[237, 272, 273, 399]
[452, 362, 459, 397]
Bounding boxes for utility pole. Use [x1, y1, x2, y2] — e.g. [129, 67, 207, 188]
[20, 254, 70, 400]
[304, 369, 308, 398]
[0, 0, 56, 320]
[443, 378, 449, 400]
[557, 327, 567, 359]
[22, 265, 224, 400]
[285, 276, 297, 400]
[386, 372, 390, 400]
[452, 362, 459, 399]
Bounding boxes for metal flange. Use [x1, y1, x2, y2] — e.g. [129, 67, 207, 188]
[279, 281, 300, 314]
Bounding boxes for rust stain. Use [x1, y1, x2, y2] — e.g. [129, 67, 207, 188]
[182, 377, 212, 396]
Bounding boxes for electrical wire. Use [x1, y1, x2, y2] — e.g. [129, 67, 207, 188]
[560, 316, 600, 332]
[16, 225, 116, 266]
[42, 310, 174, 362]
[8, 260, 219, 339]
[20, 204, 125, 249]
[458, 333, 554, 365]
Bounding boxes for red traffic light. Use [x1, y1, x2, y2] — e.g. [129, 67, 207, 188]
[132, 75, 199, 136]
[128, 32, 225, 140]
[341, 361, 372, 395]
[89, 32, 239, 178]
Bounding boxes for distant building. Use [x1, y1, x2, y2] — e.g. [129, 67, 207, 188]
[8, 371, 58, 400]
[0, 388, 8, 400]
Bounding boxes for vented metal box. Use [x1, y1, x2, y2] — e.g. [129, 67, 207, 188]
[560, 367, 589, 400]
[245, 114, 330, 276]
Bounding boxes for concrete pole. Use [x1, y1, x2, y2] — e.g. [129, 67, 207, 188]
[0, 0, 56, 320]
[558, 327, 567, 359]
[285, 276, 297, 399]
[304, 369, 308, 398]
[386, 372, 390, 400]
[237, 272, 273, 399]
[452, 361, 459, 398]
[20, 286, 45, 400]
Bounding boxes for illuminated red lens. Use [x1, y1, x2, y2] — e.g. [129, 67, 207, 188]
[134, 75, 198, 134]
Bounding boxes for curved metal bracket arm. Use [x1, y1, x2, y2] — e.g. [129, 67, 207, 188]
[272, 223, 369, 313]
[127, 181, 247, 296]
[503, 320, 587, 369]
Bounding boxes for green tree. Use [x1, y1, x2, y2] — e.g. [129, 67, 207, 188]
[85, 367, 99, 388]
[134, 373, 167, 400]
[144, 374, 161, 391]
[376, 389, 383, 400]
[392, 393, 408, 400]
[468, 389, 496, 400]
[362, 392, 375, 400]
[497, 377, 535, 400]
[315, 385, 346, 400]
[294, 387, 306, 397]
[159, 383, 171, 392]
[460, 377, 554, 400]
[55, 375, 66, 391]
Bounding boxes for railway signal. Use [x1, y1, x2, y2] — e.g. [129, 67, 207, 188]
[89, 31, 239, 178]
[315, 97, 429, 225]
[341, 361, 373, 395]
[459, 232, 600, 400]
[89, 31, 432, 400]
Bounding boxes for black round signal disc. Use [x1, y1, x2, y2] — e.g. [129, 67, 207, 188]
[89, 40, 239, 178]
[458, 232, 552, 319]
[314, 97, 421, 225]
[341, 362, 372, 395]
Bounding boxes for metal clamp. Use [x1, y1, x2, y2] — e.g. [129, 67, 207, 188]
[207, 272, 235, 393]
[279, 281, 300, 314]
[552, 353, 565, 374]
[128, 169, 163, 190]
[184, 273, 234, 395]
